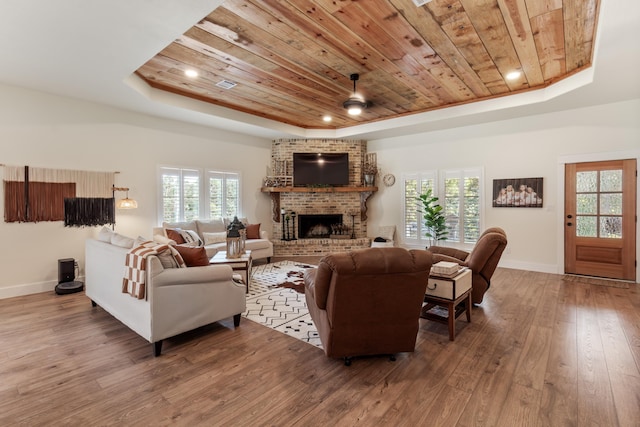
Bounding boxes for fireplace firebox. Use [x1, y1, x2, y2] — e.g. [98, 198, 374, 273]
[298, 214, 344, 239]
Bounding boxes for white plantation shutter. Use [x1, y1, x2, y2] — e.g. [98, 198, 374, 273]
[403, 172, 436, 244]
[207, 171, 240, 218]
[442, 168, 482, 243]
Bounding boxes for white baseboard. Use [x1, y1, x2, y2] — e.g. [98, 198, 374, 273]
[0, 275, 85, 299]
[498, 260, 559, 274]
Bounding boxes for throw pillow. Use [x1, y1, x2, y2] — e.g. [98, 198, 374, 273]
[166, 228, 186, 244]
[245, 223, 261, 239]
[98, 226, 114, 243]
[203, 231, 227, 245]
[111, 233, 135, 248]
[173, 245, 209, 267]
[179, 229, 203, 247]
[157, 249, 179, 269]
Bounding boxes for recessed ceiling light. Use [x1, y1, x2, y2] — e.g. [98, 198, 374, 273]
[323, 115, 332, 122]
[506, 71, 521, 80]
[184, 69, 198, 78]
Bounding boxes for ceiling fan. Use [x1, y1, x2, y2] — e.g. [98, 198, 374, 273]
[343, 73, 370, 116]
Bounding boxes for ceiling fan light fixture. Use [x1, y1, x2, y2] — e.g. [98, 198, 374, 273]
[344, 73, 369, 116]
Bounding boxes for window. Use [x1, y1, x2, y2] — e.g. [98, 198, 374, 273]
[158, 167, 240, 223]
[403, 172, 436, 242]
[207, 171, 239, 219]
[443, 169, 482, 244]
[403, 168, 482, 246]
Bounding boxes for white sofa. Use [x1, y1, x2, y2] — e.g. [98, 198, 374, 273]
[153, 218, 273, 262]
[85, 238, 246, 356]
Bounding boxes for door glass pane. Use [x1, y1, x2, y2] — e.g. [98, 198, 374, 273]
[600, 170, 622, 192]
[600, 216, 622, 238]
[577, 194, 597, 214]
[576, 216, 597, 237]
[600, 193, 622, 215]
[576, 171, 597, 192]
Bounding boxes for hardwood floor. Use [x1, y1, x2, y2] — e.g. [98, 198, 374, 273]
[1, 268, 638, 426]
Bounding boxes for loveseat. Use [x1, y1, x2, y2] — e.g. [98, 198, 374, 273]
[153, 218, 273, 262]
[85, 233, 246, 356]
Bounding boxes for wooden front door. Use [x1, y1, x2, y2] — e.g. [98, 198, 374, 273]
[564, 159, 637, 280]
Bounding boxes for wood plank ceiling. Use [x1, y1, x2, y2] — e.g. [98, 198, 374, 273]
[135, 0, 600, 130]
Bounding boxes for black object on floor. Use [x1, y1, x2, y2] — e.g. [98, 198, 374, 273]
[55, 281, 84, 295]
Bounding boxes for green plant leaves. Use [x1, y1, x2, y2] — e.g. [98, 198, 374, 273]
[416, 188, 449, 244]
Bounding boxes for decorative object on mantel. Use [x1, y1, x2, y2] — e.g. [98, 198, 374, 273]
[263, 159, 292, 187]
[2, 164, 115, 226]
[363, 152, 378, 186]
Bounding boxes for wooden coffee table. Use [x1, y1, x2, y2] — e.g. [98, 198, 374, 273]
[210, 250, 252, 293]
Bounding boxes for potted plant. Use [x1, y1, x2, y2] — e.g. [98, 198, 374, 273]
[363, 162, 378, 186]
[416, 188, 449, 248]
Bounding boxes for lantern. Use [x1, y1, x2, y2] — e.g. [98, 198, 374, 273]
[226, 217, 244, 258]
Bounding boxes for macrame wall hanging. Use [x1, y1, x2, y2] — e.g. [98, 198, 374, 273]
[2, 165, 116, 227]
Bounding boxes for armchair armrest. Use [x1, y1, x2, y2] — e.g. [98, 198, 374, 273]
[259, 230, 269, 239]
[432, 253, 469, 267]
[428, 245, 469, 261]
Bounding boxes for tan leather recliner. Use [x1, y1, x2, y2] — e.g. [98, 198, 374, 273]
[303, 247, 433, 364]
[429, 227, 507, 304]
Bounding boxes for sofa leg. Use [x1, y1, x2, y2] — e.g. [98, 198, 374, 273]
[90, 300, 97, 307]
[389, 355, 396, 362]
[233, 313, 241, 327]
[267, 257, 271, 263]
[344, 357, 352, 366]
[153, 341, 163, 357]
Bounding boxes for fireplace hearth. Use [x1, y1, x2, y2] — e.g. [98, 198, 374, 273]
[298, 214, 344, 239]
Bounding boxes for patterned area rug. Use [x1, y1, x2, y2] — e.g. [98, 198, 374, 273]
[244, 261, 322, 349]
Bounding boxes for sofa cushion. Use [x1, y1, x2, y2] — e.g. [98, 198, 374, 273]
[98, 226, 114, 243]
[174, 245, 210, 267]
[163, 221, 198, 232]
[111, 233, 135, 248]
[196, 218, 226, 235]
[203, 231, 227, 245]
[245, 238, 271, 251]
[245, 223, 261, 239]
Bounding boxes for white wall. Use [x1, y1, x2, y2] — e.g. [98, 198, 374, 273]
[367, 98, 640, 280]
[0, 84, 272, 297]
[1, 83, 638, 298]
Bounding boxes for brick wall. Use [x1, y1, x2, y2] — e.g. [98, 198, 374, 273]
[270, 138, 372, 256]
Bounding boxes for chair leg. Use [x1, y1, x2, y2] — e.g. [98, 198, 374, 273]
[344, 357, 352, 366]
[153, 340, 163, 357]
[389, 355, 396, 362]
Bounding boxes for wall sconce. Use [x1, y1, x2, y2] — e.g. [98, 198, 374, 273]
[112, 186, 138, 209]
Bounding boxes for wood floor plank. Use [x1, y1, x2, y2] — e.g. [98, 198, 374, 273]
[0, 267, 638, 426]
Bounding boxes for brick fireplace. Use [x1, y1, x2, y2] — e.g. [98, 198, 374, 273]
[263, 138, 376, 257]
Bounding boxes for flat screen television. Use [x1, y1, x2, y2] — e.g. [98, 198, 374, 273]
[293, 152, 349, 186]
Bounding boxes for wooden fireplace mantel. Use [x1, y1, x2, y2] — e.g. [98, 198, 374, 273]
[260, 186, 377, 222]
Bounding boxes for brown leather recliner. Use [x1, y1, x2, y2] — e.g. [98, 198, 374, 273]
[429, 227, 507, 304]
[303, 247, 433, 364]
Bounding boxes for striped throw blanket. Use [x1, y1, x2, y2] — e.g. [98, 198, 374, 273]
[122, 241, 185, 299]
